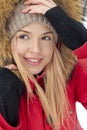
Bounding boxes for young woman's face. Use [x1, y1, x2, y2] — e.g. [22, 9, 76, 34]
[12, 23, 55, 75]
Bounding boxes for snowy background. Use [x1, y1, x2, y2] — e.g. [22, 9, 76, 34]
[76, 102, 87, 130]
[82, 0, 87, 29]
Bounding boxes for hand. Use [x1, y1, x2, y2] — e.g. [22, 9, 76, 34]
[5, 64, 18, 71]
[22, 0, 56, 14]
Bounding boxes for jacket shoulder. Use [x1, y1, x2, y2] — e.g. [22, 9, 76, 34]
[73, 59, 87, 108]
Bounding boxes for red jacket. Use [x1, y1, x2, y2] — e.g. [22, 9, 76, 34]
[73, 42, 87, 59]
[0, 59, 87, 130]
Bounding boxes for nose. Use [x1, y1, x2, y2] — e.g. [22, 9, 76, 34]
[28, 38, 40, 53]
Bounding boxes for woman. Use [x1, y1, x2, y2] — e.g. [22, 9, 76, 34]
[0, 0, 87, 130]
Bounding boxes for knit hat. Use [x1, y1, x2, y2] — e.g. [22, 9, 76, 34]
[7, 0, 58, 40]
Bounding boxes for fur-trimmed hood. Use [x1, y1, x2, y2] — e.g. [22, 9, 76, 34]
[0, 0, 20, 30]
[0, 0, 82, 31]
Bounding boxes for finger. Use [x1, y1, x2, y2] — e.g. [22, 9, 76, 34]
[24, 0, 41, 5]
[23, 5, 48, 14]
[22, 6, 31, 13]
[5, 64, 18, 70]
[23, 0, 56, 14]
[24, 0, 52, 7]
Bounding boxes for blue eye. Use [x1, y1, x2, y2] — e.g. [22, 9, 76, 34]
[19, 34, 29, 39]
[41, 36, 51, 40]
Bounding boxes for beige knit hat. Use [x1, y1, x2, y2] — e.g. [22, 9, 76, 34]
[6, 0, 58, 41]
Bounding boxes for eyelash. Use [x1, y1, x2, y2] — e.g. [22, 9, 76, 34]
[41, 36, 51, 40]
[19, 34, 29, 39]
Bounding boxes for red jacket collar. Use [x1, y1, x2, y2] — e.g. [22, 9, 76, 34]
[28, 71, 45, 91]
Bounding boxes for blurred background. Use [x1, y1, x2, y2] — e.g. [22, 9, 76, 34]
[82, 0, 87, 28]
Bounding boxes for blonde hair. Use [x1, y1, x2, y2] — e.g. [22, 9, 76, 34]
[0, 34, 77, 129]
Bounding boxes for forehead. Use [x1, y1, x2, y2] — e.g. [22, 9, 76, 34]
[21, 22, 52, 33]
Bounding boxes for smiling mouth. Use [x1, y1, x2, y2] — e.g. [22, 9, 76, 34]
[24, 57, 42, 66]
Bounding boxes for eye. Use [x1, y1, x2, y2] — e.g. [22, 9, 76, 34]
[41, 36, 51, 41]
[19, 34, 29, 40]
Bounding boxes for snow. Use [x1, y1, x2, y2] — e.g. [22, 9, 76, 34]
[83, 21, 87, 28]
[76, 102, 87, 130]
[83, 15, 87, 28]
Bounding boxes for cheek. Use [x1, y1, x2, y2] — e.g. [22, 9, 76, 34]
[45, 45, 54, 59]
[17, 43, 26, 55]
[11, 41, 23, 58]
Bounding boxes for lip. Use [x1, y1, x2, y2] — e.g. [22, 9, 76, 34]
[24, 57, 42, 66]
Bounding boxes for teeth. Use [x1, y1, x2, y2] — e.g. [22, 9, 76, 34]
[29, 59, 39, 63]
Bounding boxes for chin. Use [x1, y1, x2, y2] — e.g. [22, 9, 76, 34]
[30, 69, 44, 76]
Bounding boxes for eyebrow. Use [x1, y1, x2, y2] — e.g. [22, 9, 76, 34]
[18, 30, 31, 34]
[42, 31, 53, 35]
[18, 30, 53, 35]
